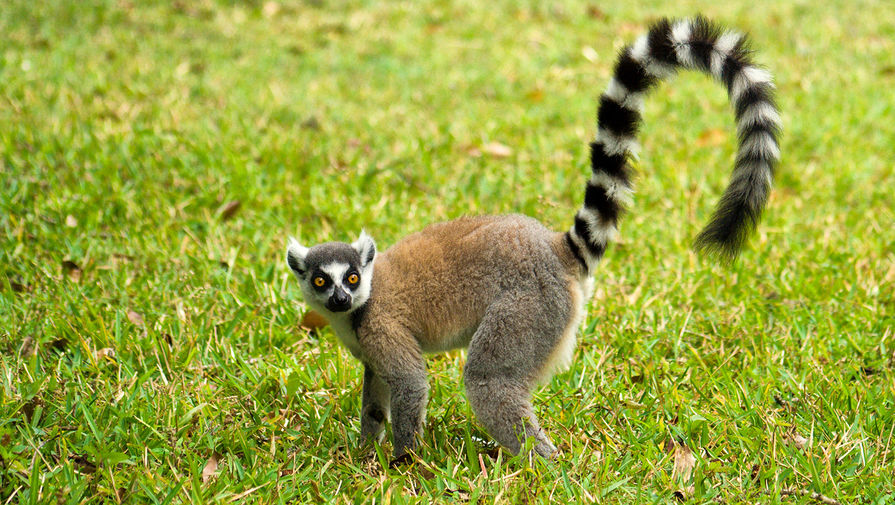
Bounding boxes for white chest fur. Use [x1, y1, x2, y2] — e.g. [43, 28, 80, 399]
[327, 313, 364, 359]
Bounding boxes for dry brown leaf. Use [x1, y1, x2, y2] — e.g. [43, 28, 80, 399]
[65, 215, 78, 228]
[72, 454, 98, 474]
[95, 347, 115, 361]
[301, 116, 321, 130]
[482, 142, 513, 158]
[20, 337, 35, 358]
[787, 433, 809, 450]
[751, 463, 761, 481]
[217, 200, 241, 221]
[62, 260, 82, 281]
[202, 452, 220, 483]
[781, 489, 842, 505]
[586, 5, 606, 19]
[127, 310, 144, 327]
[526, 88, 544, 102]
[582, 46, 599, 62]
[696, 128, 726, 147]
[262, 1, 280, 18]
[444, 489, 470, 501]
[300, 310, 329, 331]
[673, 485, 695, 502]
[672, 443, 696, 483]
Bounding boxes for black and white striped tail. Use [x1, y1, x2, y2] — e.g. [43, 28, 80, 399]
[566, 16, 781, 270]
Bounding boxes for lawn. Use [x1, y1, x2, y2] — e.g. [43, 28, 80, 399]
[1, 0, 893, 503]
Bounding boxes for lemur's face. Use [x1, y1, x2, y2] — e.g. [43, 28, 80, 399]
[286, 233, 376, 314]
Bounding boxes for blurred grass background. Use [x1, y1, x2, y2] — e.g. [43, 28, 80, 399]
[1, 0, 893, 503]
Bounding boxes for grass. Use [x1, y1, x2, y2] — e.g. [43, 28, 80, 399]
[1, 0, 893, 503]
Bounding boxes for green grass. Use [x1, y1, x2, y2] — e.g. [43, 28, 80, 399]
[2, 0, 893, 503]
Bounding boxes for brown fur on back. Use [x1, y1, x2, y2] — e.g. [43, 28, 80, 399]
[361, 214, 585, 353]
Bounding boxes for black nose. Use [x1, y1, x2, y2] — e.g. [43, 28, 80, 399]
[327, 289, 351, 312]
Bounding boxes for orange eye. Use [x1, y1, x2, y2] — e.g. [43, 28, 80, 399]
[313, 277, 325, 287]
[347, 274, 359, 284]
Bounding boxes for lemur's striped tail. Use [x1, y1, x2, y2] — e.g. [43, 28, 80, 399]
[566, 16, 780, 270]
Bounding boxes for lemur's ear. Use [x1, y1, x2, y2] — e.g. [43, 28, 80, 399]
[286, 237, 309, 276]
[352, 230, 376, 268]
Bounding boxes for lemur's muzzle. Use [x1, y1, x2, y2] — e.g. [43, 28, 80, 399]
[326, 287, 351, 312]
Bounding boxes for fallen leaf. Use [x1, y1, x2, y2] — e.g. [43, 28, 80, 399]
[175, 61, 190, 77]
[443, 489, 470, 501]
[202, 452, 221, 483]
[62, 260, 82, 281]
[95, 347, 115, 361]
[582, 46, 599, 63]
[525, 88, 544, 102]
[672, 443, 696, 483]
[72, 454, 98, 474]
[216, 200, 241, 221]
[262, 1, 280, 18]
[65, 215, 78, 227]
[301, 310, 329, 331]
[673, 486, 695, 501]
[20, 337, 35, 357]
[481, 142, 513, 158]
[781, 488, 842, 505]
[586, 5, 606, 19]
[696, 128, 726, 147]
[22, 397, 43, 421]
[787, 433, 809, 450]
[127, 310, 144, 327]
[301, 116, 321, 130]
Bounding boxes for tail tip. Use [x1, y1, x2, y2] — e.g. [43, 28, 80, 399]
[693, 228, 746, 265]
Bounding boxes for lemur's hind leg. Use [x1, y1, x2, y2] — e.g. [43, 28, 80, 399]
[464, 289, 574, 457]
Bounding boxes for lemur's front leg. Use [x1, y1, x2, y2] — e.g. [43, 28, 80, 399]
[361, 365, 390, 443]
[382, 365, 428, 462]
[359, 323, 428, 462]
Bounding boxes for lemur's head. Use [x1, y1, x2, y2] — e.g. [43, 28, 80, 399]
[286, 232, 376, 314]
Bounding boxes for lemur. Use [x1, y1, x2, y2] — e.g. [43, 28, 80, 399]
[286, 16, 780, 461]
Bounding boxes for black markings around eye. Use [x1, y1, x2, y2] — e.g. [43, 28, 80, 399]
[344, 271, 360, 290]
[311, 273, 330, 291]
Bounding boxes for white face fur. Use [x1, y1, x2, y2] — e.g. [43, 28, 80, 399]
[286, 232, 376, 316]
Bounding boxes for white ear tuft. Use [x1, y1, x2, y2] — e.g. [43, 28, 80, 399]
[286, 237, 309, 275]
[351, 230, 377, 267]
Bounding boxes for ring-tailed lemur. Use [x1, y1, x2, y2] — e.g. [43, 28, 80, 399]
[286, 16, 780, 461]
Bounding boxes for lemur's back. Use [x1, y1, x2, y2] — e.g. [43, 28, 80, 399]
[367, 214, 582, 352]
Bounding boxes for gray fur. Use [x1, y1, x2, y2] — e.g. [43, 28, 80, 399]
[287, 216, 587, 460]
[360, 365, 391, 443]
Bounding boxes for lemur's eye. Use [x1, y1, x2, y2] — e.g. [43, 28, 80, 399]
[313, 276, 326, 287]
[347, 273, 359, 284]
